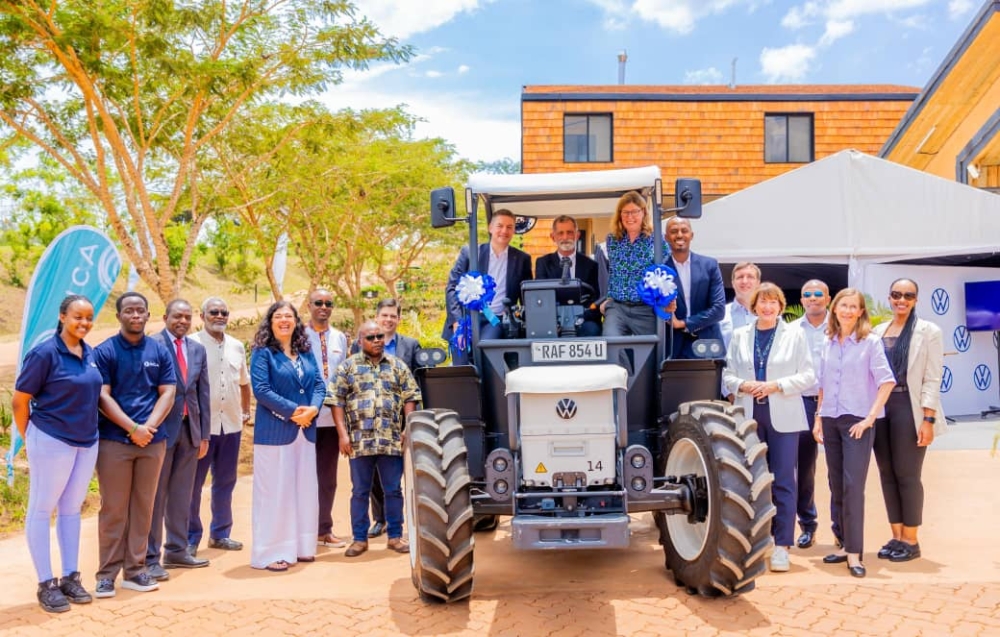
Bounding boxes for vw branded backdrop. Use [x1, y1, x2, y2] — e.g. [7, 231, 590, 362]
[863, 264, 999, 417]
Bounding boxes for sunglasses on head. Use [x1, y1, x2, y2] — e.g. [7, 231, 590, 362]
[207, 309, 230, 317]
[890, 291, 917, 301]
[363, 333, 386, 342]
[802, 291, 824, 298]
[313, 300, 334, 308]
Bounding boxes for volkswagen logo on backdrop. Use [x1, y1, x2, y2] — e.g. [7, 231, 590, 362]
[556, 398, 578, 419]
[930, 288, 950, 315]
[974, 365, 992, 392]
[940, 366, 953, 393]
[953, 326, 972, 352]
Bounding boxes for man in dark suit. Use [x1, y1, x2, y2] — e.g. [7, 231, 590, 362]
[360, 298, 422, 538]
[442, 208, 533, 359]
[535, 215, 601, 337]
[146, 299, 211, 579]
[663, 217, 726, 359]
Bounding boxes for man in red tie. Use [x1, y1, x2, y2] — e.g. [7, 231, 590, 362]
[146, 299, 212, 579]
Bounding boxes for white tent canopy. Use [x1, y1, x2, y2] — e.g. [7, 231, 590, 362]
[693, 150, 1000, 279]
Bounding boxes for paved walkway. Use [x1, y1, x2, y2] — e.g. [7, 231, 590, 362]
[2, 430, 999, 635]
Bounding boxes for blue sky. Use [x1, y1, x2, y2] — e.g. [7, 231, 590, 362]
[323, 1, 982, 162]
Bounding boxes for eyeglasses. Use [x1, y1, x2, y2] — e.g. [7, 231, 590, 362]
[802, 291, 824, 298]
[621, 208, 644, 217]
[313, 300, 334, 308]
[890, 291, 917, 301]
[207, 309, 230, 317]
[363, 333, 386, 342]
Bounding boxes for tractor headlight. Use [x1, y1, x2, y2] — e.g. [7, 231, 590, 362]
[630, 453, 646, 469]
[493, 456, 508, 472]
[631, 476, 647, 491]
[494, 479, 508, 495]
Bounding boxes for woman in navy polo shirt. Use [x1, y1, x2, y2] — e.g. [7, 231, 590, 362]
[13, 295, 103, 613]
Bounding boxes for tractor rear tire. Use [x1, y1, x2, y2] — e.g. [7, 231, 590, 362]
[404, 409, 476, 603]
[656, 400, 775, 597]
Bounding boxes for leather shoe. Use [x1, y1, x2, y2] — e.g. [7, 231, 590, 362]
[186, 544, 198, 557]
[889, 542, 921, 562]
[849, 564, 867, 578]
[146, 564, 170, 581]
[386, 537, 410, 554]
[823, 553, 848, 564]
[877, 539, 901, 559]
[796, 530, 815, 549]
[368, 521, 386, 538]
[345, 541, 368, 557]
[163, 554, 210, 569]
[208, 537, 243, 551]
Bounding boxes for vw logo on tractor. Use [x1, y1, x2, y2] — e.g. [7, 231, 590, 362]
[556, 398, 577, 419]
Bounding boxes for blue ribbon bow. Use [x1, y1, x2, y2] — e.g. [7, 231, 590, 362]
[637, 264, 679, 321]
[450, 271, 500, 355]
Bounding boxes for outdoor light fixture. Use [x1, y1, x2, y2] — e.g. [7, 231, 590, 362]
[967, 164, 981, 180]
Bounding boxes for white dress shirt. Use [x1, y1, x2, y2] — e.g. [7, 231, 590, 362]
[793, 313, 829, 397]
[305, 325, 347, 428]
[673, 256, 692, 316]
[191, 331, 249, 435]
[488, 246, 509, 315]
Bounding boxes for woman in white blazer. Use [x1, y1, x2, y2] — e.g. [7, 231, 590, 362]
[723, 282, 815, 573]
[871, 278, 944, 563]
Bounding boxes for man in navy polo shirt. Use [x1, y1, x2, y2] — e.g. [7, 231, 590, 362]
[93, 292, 176, 598]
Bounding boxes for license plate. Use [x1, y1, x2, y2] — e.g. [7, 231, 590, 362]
[531, 340, 607, 363]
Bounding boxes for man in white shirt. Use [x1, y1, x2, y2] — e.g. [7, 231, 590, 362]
[304, 288, 348, 549]
[663, 217, 726, 359]
[721, 262, 761, 400]
[791, 279, 837, 550]
[188, 297, 250, 556]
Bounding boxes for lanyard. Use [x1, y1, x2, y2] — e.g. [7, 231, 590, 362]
[754, 327, 776, 381]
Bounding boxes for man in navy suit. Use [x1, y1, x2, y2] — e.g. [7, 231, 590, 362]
[442, 208, 533, 360]
[663, 217, 726, 359]
[146, 299, 211, 578]
[535, 215, 601, 337]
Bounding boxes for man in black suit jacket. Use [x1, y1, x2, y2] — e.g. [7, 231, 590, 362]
[664, 217, 726, 360]
[442, 209, 533, 359]
[146, 299, 212, 578]
[535, 215, 601, 337]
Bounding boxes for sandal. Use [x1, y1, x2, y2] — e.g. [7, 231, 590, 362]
[265, 560, 289, 572]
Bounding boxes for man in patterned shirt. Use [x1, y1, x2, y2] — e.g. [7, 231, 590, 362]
[332, 321, 421, 557]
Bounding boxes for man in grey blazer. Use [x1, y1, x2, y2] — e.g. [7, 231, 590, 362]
[146, 299, 211, 579]
[351, 298, 422, 537]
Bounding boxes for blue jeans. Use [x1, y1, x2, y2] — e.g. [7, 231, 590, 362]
[349, 455, 404, 542]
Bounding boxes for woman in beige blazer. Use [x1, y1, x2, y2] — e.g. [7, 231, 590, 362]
[723, 282, 815, 573]
[872, 278, 945, 563]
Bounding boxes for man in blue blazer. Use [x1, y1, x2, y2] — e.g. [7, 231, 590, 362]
[147, 299, 212, 577]
[442, 209, 533, 356]
[664, 217, 726, 360]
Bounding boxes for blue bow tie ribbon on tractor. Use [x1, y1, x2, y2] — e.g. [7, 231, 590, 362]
[451, 271, 500, 354]
[637, 264, 679, 320]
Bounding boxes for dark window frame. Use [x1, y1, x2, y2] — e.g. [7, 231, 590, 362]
[764, 113, 814, 164]
[563, 113, 613, 163]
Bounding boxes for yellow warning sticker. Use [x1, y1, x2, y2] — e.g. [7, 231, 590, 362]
[535, 462, 548, 473]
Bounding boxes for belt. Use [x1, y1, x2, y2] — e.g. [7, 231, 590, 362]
[803, 395, 819, 401]
[891, 385, 909, 393]
[755, 397, 769, 405]
[613, 299, 645, 307]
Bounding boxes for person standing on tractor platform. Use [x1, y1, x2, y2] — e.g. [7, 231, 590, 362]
[601, 191, 657, 336]
[443, 208, 533, 362]
[333, 321, 421, 558]
[663, 216, 726, 359]
[536, 215, 602, 337]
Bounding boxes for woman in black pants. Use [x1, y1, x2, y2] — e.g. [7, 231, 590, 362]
[872, 278, 944, 562]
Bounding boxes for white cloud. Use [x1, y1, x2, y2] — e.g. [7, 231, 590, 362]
[760, 44, 817, 82]
[947, 0, 974, 20]
[824, 0, 931, 21]
[353, 0, 490, 39]
[818, 18, 854, 46]
[782, 0, 933, 37]
[587, 0, 762, 35]
[425, 70, 443, 78]
[457, 64, 470, 74]
[782, 3, 821, 28]
[683, 67, 724, 84]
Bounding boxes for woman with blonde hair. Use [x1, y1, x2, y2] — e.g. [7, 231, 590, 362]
[600, 191, 657, 336]
[813, 288, 895, 578]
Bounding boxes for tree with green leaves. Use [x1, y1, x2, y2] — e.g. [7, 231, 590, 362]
[0, 0, 409, 303]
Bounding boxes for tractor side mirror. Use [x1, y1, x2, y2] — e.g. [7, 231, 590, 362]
[674, 179, 702, 219]
[431, 187, 458, 228]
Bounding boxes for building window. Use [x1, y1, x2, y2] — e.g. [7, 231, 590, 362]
[564, 114, 612, 163]
[764, 114, 813, 163]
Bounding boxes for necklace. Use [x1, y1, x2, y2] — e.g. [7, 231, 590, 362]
[754, 326, 777, 381]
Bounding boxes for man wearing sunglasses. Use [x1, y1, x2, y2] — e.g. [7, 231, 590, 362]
[333, 321, 421, 557]
[791, 280, 842, 550]
[304, 289, 349, 550]
[188, 297, 251, 557]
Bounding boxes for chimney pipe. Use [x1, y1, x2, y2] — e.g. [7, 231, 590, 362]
[617, 50, 628, 85]
[730, 57, 737, 89]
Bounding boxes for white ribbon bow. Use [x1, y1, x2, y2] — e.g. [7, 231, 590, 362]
[642, 269, 677, 297]
[456, 274, 486, 305]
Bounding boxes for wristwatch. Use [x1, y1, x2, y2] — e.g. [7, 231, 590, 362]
[922, 416, 935, 423]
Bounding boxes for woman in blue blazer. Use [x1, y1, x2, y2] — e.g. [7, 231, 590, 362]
[249, 301, 326, 572]
[723, 282, 815, 573]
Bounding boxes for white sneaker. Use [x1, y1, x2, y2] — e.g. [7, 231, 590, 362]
[770, 546, 790, 572]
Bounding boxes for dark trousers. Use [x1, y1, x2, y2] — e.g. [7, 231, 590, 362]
[370, 467, 386, 525]
[798, 395, 843, 541]
[188, 430, 241, 546]
[874, 393, 927, 527]
[315, 426, 341, 536]
[148, 425, 200, 565]
[754, 402, 799, 548]
[349, 455, 404, 542]
[95, 439, 166, 581]
[452, 317, 504, 365]
[821, 415, 874, 556]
